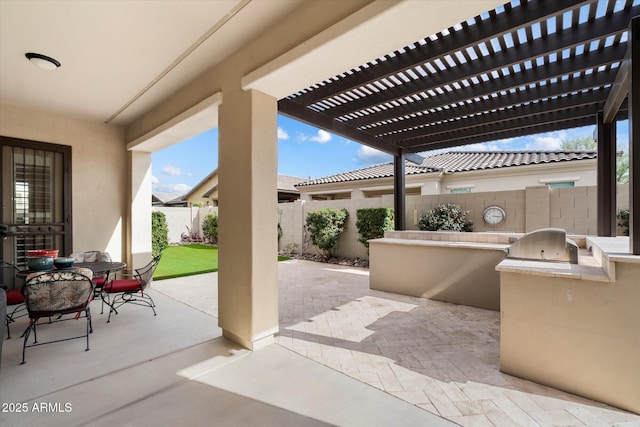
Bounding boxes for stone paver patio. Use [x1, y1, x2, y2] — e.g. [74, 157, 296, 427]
[153, 259, 640, 427]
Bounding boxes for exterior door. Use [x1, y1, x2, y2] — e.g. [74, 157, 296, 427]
[1, 137, 71, 287]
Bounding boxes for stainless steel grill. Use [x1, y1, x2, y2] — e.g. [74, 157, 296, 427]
[505, 228, 578, 264]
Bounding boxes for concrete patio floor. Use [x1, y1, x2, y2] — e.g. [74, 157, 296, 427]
[2, 259, 639, 426]
[1, 263, 451, 427]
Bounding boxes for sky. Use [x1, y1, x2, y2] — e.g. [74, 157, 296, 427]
[151, 115, 630, 196]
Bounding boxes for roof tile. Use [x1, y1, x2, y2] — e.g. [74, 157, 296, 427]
[296, 150, 596, 187]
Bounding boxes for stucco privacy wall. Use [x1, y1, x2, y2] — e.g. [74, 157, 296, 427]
[277, 184, 630, 260]
[0, 102, 127, 262]
[154, 206, 218, 244]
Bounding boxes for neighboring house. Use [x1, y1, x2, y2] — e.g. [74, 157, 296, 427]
[159, 171, 304, 206]
[152, 192, 183, 206]
[296, 151, 598, 200]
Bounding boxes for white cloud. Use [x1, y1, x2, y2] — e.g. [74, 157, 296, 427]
[171, 184, 192, 193]
[277, 127, 289, 140]
[310, 129, 331, 144]
[456, 142, 502, 152]
[151, 175, 159, 185]
[153, 183, 192, 194]
[162, 165, 192, 176]
[356, 146, 392, 165]
[525, 131, 567, 150]
[419, 142, 501, 157]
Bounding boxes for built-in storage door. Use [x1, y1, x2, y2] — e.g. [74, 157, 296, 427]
[1, 137, 71, 286]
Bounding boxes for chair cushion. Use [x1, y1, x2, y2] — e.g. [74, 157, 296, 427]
[104, 279, 146, 293]
[93, 277, 106, 286]
[6, 289, 24, 305]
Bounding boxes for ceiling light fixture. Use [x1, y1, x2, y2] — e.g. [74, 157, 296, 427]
[25, 52, 61, 70]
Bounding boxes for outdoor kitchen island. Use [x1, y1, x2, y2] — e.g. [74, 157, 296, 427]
[497, 236, 640, 415]
[369, 230, 589, 311]
[369, 231, 639, 415]
[369, 230, 516, 311]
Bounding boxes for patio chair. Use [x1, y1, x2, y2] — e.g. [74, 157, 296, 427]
[102, 255, 160, 323]
[20, 268, 94, 364]
[2, 261, 26, 339]
[70, 251, 112, 296]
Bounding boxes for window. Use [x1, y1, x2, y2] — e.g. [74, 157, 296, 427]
[547, 181, 575, 188]
[447, 184, 474, 194]
[539, 176, 579, 188]
[450, 187, 472, 194]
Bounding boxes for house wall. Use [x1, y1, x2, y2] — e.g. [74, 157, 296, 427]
[298, 160, 598, 199]
[186, 174, 218, 206]
[0, 102, 128, 262]
[437, 161, 597, 194]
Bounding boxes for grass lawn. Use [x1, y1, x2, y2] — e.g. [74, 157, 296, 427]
[154, 244, 289, 280]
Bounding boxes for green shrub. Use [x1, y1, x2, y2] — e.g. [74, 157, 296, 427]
[202, 213, 219, 243]
[356, 208, 394, 250]
[618, 209, 630, 236]
[152, 211, 169, 256]
[305, 208, 349, 261]
[418, 203, 473, 232]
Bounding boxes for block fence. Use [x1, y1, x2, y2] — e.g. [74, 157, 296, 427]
[154, 184, 629, 260]
[278, 184, 630, 260]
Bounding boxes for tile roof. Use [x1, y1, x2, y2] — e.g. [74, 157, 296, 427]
[296, 151, 597, 187]
[277, 175, 305, 193]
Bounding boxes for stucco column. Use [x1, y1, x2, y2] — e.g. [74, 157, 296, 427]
[129, 150, 153, 268]
[217, 88, 278, 350]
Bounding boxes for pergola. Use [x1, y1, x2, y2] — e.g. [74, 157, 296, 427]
[279, 0, 640, 254]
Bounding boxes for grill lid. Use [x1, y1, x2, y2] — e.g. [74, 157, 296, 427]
[506, 228, 578, 264]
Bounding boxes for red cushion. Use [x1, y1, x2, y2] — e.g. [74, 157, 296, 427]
[6, 289, 24, 305]
[93, 277, 106, 286]
[104, 279, 145, 293]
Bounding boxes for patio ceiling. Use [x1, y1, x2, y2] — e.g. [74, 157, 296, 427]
[0, 0, 303, 126]
[279, 0, 639, 156]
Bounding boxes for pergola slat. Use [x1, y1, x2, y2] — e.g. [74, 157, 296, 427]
[399, 105, 601, 151]
[385, 89, 608, 143]
[320, 6, 636, 119]
[368, 67, 617, 136]
[405, 116, 598, 153]
[347, 43, 625, 129]
[277, 99, 400, 156]
[291, 0, 594, 106]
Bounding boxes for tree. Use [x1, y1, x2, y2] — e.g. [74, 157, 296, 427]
[561, 135, 628, 184]
[305, 208, 349, 261]
[202, 213, 218, 244]
[617, 150, 629, 184]
[355, 208, 394, 250]
[561, 136, 596, 150]
[151, 211, 168, 256]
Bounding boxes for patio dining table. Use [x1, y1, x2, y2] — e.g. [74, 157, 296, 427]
[17, 261, 126, 279]
[72, 261, 126, 278]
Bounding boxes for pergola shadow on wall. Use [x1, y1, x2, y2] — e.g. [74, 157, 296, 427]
[278, 0, 640, 254]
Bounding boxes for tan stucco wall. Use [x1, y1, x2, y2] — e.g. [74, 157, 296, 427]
[297, 161, 598, 200]
[369, 237, 505, 311]
[499, 261, 640, 414]
[279, 184, 630, 260]
[440, 161, 597, 193]
[0, 102, 127, 261]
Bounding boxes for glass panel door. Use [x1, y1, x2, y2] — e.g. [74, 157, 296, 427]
[1, 138, 71, 287]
